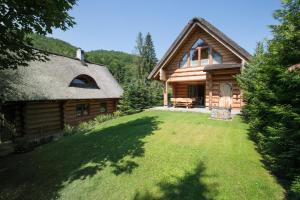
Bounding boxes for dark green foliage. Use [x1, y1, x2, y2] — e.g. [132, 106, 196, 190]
[291, 176, 300, 199]
[118, 32, 162, 114]
[29, 34, 77, 58]
[118, 80, 162, 114]
[0, 0, 77, 69]
[134, 32, 158, 79]
[143, 33, 158, 76]
[86, 50, 138, 84]
[237, 0, 300, 193]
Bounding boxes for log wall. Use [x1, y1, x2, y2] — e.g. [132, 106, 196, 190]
[3, 99, 118, 137]
[164, 26, 242, 80]
[23, 102, 62, 136]
[63, 99, 116, 126]
[205, 69, 242, 108]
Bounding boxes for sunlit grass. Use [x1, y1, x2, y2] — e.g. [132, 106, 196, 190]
[0, 111, 284, 200]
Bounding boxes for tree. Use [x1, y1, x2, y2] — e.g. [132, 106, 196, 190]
[135, 32, 144, 78]
[143, 32, 158, 75]
[0, 0, 77, 70]
[237, 0, 300, 196]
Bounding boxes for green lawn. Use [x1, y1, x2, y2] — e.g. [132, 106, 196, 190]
[0, 111, 284, 200]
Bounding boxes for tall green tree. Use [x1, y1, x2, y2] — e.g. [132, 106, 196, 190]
[0, 0, 77, 70]
[237, 0, 300, 196]
[143, 32, 158, 75]
[135, 32, 144, 78]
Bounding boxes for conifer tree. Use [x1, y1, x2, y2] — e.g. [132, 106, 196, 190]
[237, 0, 300, 196]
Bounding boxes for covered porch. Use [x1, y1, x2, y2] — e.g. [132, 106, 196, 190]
[163, 80, 206, 108]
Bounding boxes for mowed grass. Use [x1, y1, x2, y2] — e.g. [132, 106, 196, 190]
[0, 111, 284, 200]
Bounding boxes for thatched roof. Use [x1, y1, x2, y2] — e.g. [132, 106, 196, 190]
[288, 63, 300, 72]
[148, 17, 252, 79]
[0, 54, 123, 102]
[203, 63, 242, 71]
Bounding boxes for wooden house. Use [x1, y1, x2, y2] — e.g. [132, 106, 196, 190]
[148, 18, 252, 109]
[0, 49, 123, 140]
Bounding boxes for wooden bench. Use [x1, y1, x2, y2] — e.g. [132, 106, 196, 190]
[170, 98, 195, 108]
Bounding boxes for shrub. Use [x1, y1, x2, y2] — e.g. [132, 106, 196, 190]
[291, 176, 300, 199]
[63, 113, 119, 135]
[118, 80, 162, 115]
[237, 0, 300, 195]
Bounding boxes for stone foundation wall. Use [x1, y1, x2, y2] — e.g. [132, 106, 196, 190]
[211, 108, 231, 120]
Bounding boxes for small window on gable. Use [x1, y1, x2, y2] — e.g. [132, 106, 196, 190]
[70, 75, 99, 89]
[179, 53, 188, 68]
[200, 48, 209, 65]
[212, 50, 222, 64]
[192, 39, 205, 49]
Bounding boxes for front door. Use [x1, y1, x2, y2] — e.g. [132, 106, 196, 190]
[219, 82, 233, 109]
[188, 84, 205, 106]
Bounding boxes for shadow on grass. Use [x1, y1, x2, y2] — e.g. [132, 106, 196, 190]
[0, 116, 160, 200]
[134, 162, 218, 200]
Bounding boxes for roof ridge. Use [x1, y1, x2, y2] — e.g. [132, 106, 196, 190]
[30, 46, 107, 67]
[148, 17, 252, 79]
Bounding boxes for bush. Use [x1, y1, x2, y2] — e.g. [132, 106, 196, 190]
[63, 113, 119, 135]
[291, 176, 300, 199]
[118, 80, 162, 115]
[237, 0, 300, 194]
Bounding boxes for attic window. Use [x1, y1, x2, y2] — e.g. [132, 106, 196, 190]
[179, 38, 223, 68]
[179, 53, 188, 68]
[69, 75, 99, 89]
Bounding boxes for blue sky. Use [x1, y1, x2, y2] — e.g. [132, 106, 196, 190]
[51, 0, 282, 59]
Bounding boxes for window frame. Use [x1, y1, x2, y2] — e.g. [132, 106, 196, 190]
[179, 53, 188, 68]
[100, 102, 108, 114]
[76, 104, 90, 117]
[178, 38, 223, 68]
[69, 75, 99, 89]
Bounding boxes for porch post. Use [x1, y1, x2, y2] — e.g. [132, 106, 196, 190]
[208, 73, 213, 109]
[163, 81, 168, 106]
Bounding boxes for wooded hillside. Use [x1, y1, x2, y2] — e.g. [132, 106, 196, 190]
[29, 34, 138, 84]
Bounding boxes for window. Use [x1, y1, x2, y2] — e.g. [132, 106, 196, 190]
[200, 48, 209, 65]
[76, 104, 89, 117]
[213, 50, 222, 64]
[188, 85, 197, 98]
[178, 38, 223, 68]
[100, 102, 107, 113]
[179, 53, 188, 68]
[70, 75, 99, 89]
[192, 39, 205, 48]
[190, 39, 206, 67]
[190, 49, 199, 67]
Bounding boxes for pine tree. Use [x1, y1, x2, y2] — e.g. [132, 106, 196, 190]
[143, 33, 158, 76]
[237, 0, 300, 196]
[135, 32, 144, 78]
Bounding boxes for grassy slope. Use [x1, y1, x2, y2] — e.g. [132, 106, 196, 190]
[0, 111, 284, 200]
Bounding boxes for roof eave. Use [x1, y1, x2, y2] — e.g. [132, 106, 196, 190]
[148, 17, 252, 80]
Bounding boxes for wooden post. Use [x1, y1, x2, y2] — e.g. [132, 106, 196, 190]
[208, 73, 213, 109]
[209, 46, 213, 64]
[163, 81, 168, 106]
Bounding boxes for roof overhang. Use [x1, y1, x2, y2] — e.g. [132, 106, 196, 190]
[148, 17, 252, 80]
[203, 64, 242, 72]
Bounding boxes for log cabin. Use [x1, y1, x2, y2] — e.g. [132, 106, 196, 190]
[0, 49, 123, 140]
[148, 17, 252, 110]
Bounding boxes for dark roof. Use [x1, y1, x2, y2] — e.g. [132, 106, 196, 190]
[148, 17, 252, 79]
[203, 63, 242, 71]
[0, 54, 123, 102]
